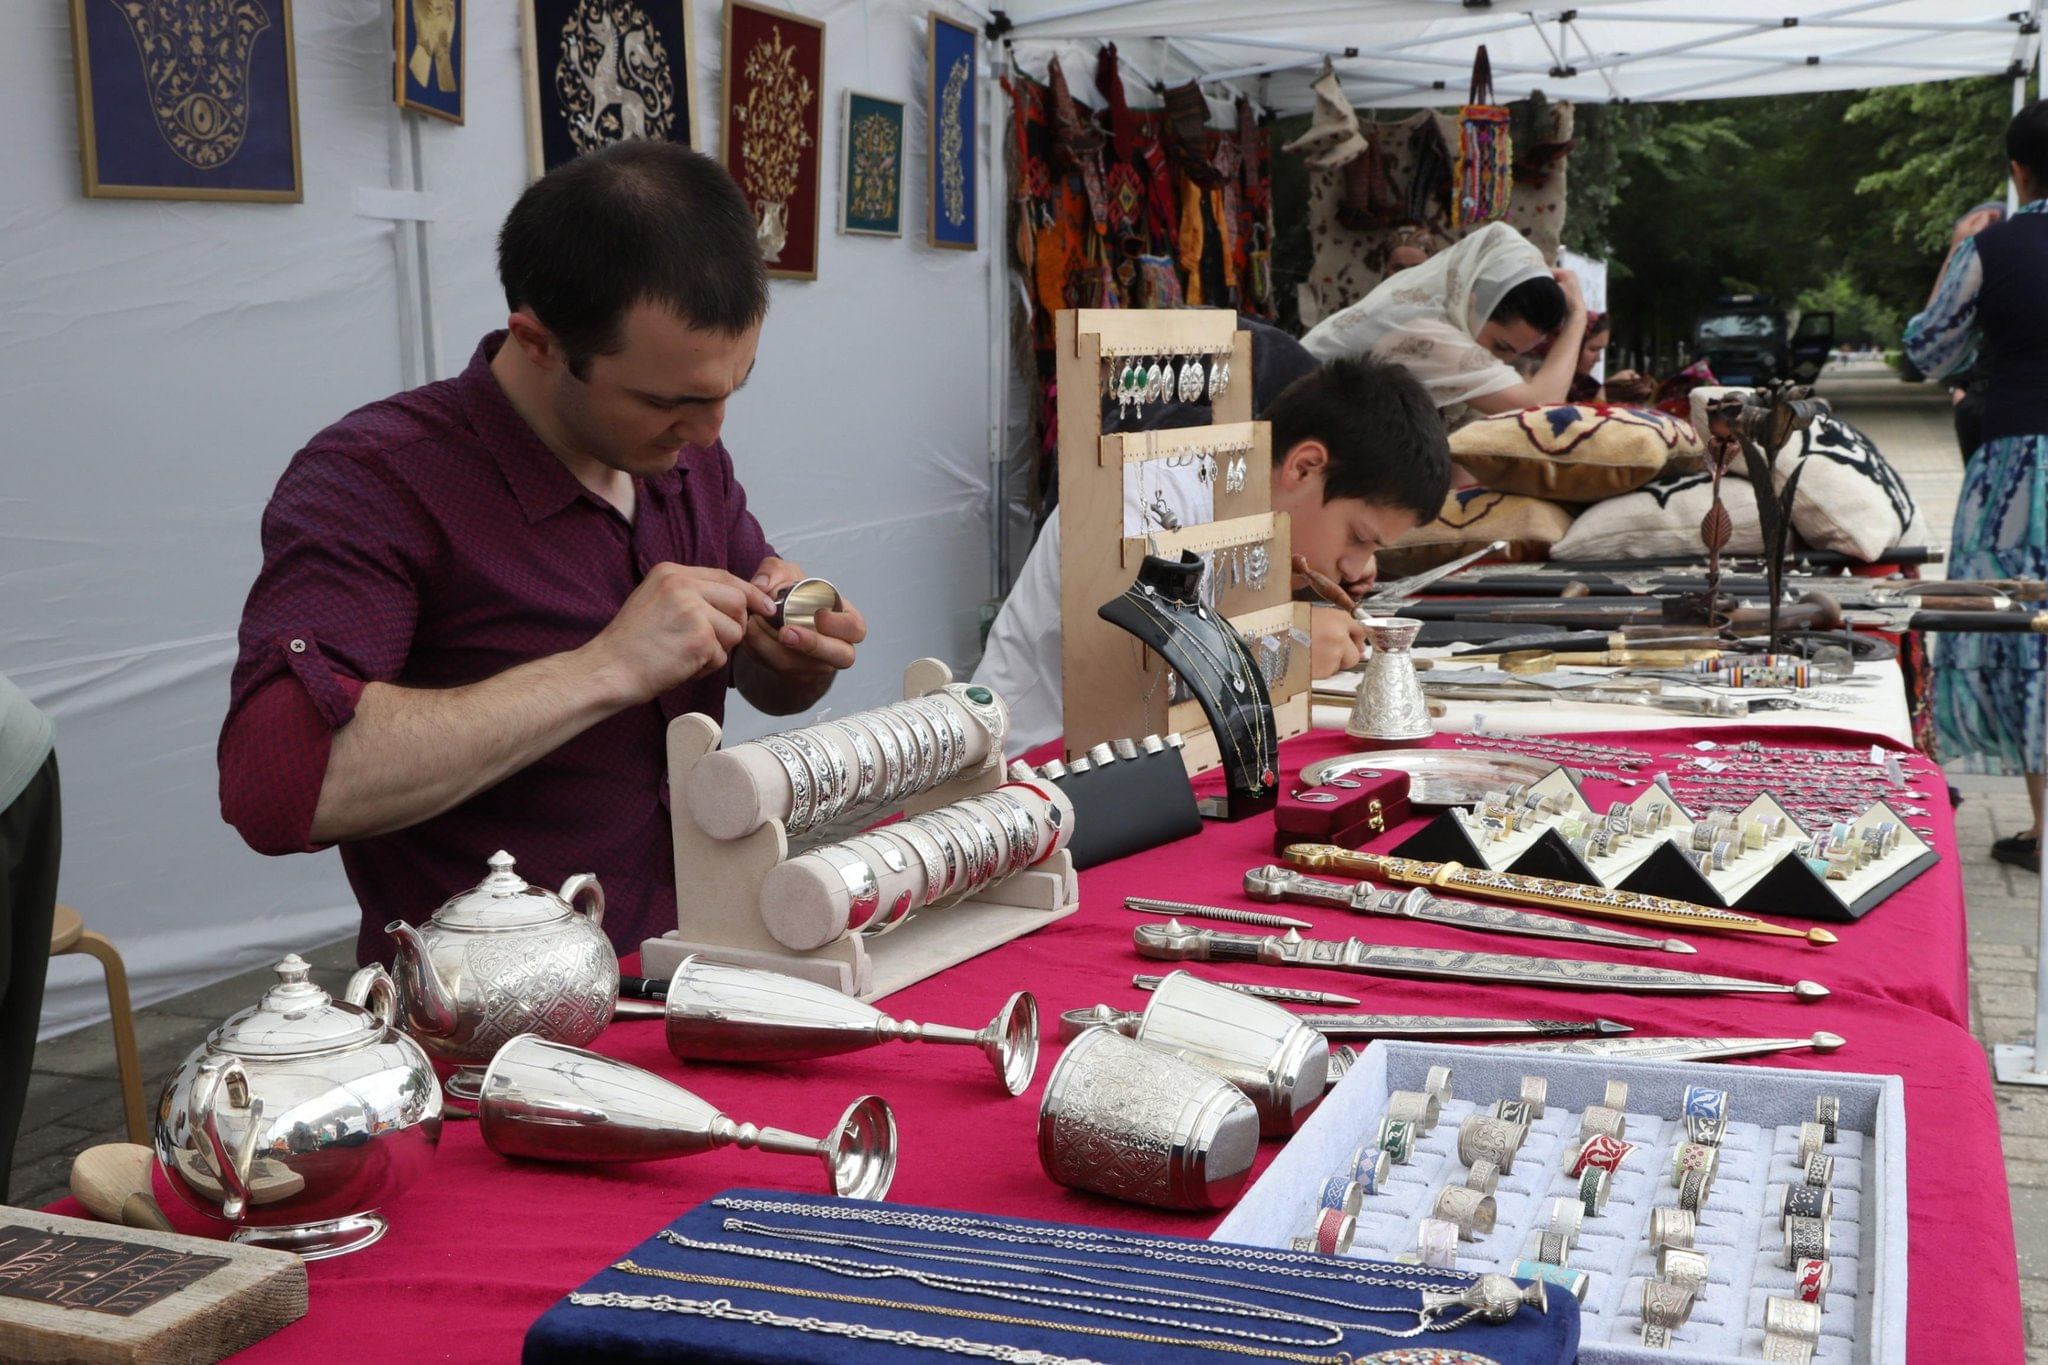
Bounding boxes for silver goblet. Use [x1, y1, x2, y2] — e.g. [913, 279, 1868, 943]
[1132, 970, 1328, 1135]
[477, 1034, 897, 1200]
[663, 957, 1040, 1095]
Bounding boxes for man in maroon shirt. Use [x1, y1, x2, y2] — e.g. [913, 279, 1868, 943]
[219, 142, 865, 961]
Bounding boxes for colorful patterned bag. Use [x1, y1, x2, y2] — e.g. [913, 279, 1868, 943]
[1452, 47, 1513, 230]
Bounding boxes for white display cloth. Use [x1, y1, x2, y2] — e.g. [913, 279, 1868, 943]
[4, 1, 997, 1035]
[1315, 655, 1913, 747]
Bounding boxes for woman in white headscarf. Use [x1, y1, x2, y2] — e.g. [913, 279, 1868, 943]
[1302, 223, 1588, 429]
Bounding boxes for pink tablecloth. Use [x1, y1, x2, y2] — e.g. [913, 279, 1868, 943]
[58, 727, 2014, 1361]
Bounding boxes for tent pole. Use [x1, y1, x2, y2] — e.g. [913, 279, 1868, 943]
[987, 42, 1012, 603]
[2012, 69, 2027, 215]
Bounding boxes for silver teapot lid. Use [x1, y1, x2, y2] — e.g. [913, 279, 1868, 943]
[211, 955, 382, 1058]
[430, 850, 572, 930]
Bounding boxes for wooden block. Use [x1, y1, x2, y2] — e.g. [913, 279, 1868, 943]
[0, 1205, 306, 1363]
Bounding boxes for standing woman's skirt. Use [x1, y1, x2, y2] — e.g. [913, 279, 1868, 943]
[1935, 432, 2048, 774]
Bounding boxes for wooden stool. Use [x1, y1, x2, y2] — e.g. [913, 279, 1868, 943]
[49, 905, 148, 1145]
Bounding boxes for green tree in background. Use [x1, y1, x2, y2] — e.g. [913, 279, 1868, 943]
[1566, 77, 2012, 372]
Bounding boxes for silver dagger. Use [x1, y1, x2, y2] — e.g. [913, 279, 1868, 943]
[1243, 865, 1695, 955]
[1124, 896, 1312, 931]
[1486, 1032, 1846, 1062]
[1131, 973, 1361, 1007]
[1132, 921, 1829, 1000]
[1058, 1002, 1631, 1043]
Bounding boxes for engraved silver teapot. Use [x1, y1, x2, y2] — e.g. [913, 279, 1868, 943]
[154, 954, 441, 1259]
[385, 850, 618, 1108]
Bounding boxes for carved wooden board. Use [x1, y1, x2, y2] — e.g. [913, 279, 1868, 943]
[0, 1206, 306, 1363]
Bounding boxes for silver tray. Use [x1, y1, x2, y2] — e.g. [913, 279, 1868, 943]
[1299, 749, 1559, 808]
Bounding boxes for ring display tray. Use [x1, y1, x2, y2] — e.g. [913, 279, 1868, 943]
[1214, 1041, 1907, 1364]
[1391, 768, 1935, 923]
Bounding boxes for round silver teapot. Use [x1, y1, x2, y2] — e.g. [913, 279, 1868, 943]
[154, 954, 442, 1259]
[385, 850, 618, 1107]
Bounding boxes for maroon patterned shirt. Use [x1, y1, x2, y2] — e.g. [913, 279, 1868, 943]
[219, 333, 773, 963]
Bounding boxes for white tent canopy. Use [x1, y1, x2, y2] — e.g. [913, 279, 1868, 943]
[999, 0, 2042, 113]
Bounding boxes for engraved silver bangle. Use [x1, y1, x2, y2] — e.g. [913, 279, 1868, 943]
[846, 832, 908, 877]
[915, 698, 963, 784]
[892, 704, 939, 793]
[833, 720, 881, 807]
[956, 803, 1014, 887]
[757, 735, 817, 834]
[928, 696, 972, 778]
[944, 682, 1007, 757]
[787, 730, 848, 823]
[912, 699, 956, 785]
[811, 844, 880, 928]
[968, 794, 1033, 877]
[904, 814, 961, 898]
[931, 807, 998, 892]
[979, 789, 1044, 872]
[885, 824, 946, 904]
[861, 711, 911, 804]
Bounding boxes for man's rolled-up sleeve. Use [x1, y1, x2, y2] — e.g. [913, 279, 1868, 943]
[219, 449, 430, 854]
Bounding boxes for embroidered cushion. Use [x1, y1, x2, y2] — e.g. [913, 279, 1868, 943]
[1450, 404, 1704, 501]
[1376, 486, 1575, 577]
[1550, 471, 1764, 561]
[1685, 388, 1923, 561]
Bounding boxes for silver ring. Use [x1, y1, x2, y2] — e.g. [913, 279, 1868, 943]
[811, 845, 879, 928]
[1602, 1079, 1628, 1110]
[1640, 1280, 1695, 1329]
[1782, 1215, 1829, 1268]
[1531, 1230, 1569, 1265]
[1430, 1186, 1495, 1241]
[1765, 1296, 1824, 1338]
[1388, 1088, 1439, 1132]
[833, 720, 881, 807]
[1687, 1114, 1728, 1148]
[1457, 1114, 1519, 1173]
[1519, 1075, 1547, 1118]
[1424, 1064, 1453, 1109]
[757, 735, 817, 834]
[1782, 1183, 1832, 1223]
[1546, 1196, 1583, 1249]
[1658, 1246, 1710, 1291]
[1464, 1158, 1499, 1195]
[1815, 1094, 1841, 1142]
[1762, 1334, 1816, 1364]
[1577, 1166, 1610, 1215]
[1579, 1104, 1626, 1143]
[1802, 1152, 1834, 1188]
[1670, 1141, 1719, 1186]
[1798, 1120, 1828, 1166]
[1649, 1207, 1695, 1251]
[1677, 1167, 1712, 1213]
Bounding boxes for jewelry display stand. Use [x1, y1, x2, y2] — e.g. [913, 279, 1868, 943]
[640, 662, 1079, 1000]
[1216, 1041, 1908, 1364]
[1054, 308, 1312, 797]
[1392, 773, 1935, 924]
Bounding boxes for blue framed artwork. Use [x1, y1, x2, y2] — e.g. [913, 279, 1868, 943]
[69, 0, 303, 202]
[523, 0, 700, 177]
[840, 91, 904, 237]
[926, 11, 977, 250]
[396, 0, 465, 124]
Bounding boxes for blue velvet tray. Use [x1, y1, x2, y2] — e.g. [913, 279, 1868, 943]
[523, 1187, 1580, 1363]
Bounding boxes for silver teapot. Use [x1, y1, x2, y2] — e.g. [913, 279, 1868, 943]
[386, 850, 618, 1107]
[154, 954, 441, 1259]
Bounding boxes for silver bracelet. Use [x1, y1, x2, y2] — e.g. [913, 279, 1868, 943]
[871, 710, 919, 803]
[811, 844, 880, 928]
[945, 681, 1007, 760]
[931, 806, 999, 892]
[904, 812, 960, 898]
[913, 697, 959, 787]
[756, 735, 817, 835]
[565, 1291, 1113, 1365]
[890, 703, 938, 794]
[833, 720, 881, 807]
[882, 823, 945, 904]
[925, 696, 972, 780]
[788, 729, 849, 824]
[979, 789, 1040, 873]
[959, 801, 1021, 884]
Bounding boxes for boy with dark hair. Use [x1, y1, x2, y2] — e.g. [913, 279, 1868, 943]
[219, 142, 866, 960]
[976, 347, 1452, 752]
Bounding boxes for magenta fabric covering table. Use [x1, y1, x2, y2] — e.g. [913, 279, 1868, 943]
[53, 726, 2017, 1360]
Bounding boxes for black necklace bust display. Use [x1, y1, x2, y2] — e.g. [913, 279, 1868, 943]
[1098, 552, 1279, 822]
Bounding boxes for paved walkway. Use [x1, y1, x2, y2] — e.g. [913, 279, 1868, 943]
[11, 363, 2041, 1350]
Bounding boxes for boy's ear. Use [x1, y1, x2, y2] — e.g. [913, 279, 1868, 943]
[1277, 439, 1329, 490]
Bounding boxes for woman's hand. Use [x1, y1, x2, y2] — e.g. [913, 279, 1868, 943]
[1310, 607, 1367, 678]
[1553, 268, 1586, 320]
[1953, 206, 2003, 246]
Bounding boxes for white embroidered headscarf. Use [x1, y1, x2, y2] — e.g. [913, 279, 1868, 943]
[1301, 222, 1552, 425]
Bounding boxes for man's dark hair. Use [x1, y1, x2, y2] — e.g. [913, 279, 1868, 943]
[2009, 98, 2048, 193]
[497, 141, 769, 376]
[1267, 355, 1452, 520]
[1491, 275, 1567, 332]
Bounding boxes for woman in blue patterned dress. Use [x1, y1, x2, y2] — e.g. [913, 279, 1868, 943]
[1905, 100, 2048, 872]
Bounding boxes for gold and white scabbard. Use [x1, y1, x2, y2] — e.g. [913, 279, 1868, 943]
[1283, 844, 1837, 946]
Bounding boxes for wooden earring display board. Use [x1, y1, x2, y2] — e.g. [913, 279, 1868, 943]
[1055, 308, 1313, 779]
[640, 660, 1080, 1000]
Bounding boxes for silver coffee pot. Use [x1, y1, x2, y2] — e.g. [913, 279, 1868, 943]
[1347, 615, 1434, 743]
[386, 850, 618, 1107]
[154, 954, 442, 1259]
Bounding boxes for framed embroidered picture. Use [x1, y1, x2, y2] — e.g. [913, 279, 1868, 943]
[68, 0, 303, 202]
[839, 91, 904, 238]
[396, 0, 464, 124]
[926, 11, 977, 250]
[722, 0, 824, 281]
[522, 0, 699, 177]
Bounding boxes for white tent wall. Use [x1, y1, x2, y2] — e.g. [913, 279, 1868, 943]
[3, 0, 996, 1037]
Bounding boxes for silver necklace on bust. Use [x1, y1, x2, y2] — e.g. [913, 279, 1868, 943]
[707, 1197, 1476, 1292]
[654, 1230, 1350, 1347]
[566, 1291, 1113, 1365]
[718, 1218, 1438, 1336]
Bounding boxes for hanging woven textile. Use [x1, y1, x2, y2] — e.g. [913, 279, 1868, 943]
[1451, 46, 1513, 231]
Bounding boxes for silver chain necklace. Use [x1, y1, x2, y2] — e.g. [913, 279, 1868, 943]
[567, 1291, 1113, 1364]
[707, 1197, 1475, 1293]
[1121, 586, 1275, 786]
[654, 1230, 1350, 1347]
[718, 1217, 1436, 1337]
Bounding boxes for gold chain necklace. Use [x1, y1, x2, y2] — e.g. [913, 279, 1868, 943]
[608, 1260, 1365, 1364]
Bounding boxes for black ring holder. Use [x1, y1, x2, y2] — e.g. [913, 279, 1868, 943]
[1097, 552, 1280, 822]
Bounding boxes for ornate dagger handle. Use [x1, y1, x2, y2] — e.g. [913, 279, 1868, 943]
[1243, 865, 1370, 911]
[1132, 920, 1267, 964]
